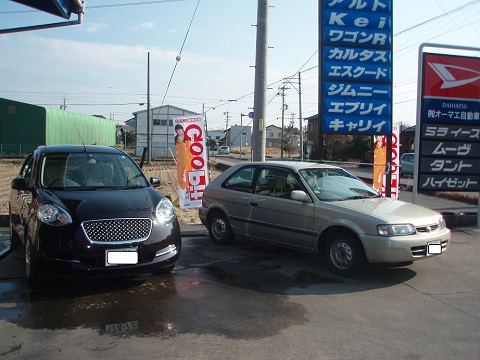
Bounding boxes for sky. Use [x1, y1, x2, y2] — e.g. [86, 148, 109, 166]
[1, 0, 479, 132]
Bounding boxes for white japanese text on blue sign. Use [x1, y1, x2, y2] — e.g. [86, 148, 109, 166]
[320, 0, 393, 135]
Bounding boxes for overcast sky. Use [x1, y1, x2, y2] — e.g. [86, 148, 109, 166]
[1, 0, 479, 131]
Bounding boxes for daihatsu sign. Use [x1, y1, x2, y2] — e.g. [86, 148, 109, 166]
[417, 49, 480, 192]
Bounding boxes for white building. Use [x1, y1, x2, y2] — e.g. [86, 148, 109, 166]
[227, 125, 251, 148]
[207, 130, 225, 145]
[266, 125, 282, 147]
[130, 105, 200, 157]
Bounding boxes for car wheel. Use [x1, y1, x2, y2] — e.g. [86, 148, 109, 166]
[324, 230, 365, 277]
[25, 238, 46, 286]
[208, 212, 234, 245]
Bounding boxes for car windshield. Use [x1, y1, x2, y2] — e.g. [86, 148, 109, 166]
[299, 167, 380, 202]
[41, 152, 148, 190]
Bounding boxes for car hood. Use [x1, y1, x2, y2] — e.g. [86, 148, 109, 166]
[45, 187, 160, 220]
[332, 197, 442, 225]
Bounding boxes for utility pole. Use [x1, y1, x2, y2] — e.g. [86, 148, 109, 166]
[278, 83, 289, 158]
[224, 111, 231, 146]
[146, 51, 151, 164]
[298, 72, 303, 161]
[203, 103, 209, 162]
[252, 0, 268, 162]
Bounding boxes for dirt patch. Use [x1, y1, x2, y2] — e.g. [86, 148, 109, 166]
[1, 158, 221, 225]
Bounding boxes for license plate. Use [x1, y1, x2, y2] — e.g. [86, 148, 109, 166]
[105, 248, 138, 266]
[427, 241, 442, 255]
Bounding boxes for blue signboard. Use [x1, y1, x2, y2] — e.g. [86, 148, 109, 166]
[322, 98, 391, 117]
[320, 0, 393, 135]
[322, 81, 391, 99]
[13, 0, 75, 19]
[323, 46, 392, 65]
[323, 61, 392, 82]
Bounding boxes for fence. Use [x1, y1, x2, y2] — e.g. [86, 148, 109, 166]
[0, 144, 40, 156]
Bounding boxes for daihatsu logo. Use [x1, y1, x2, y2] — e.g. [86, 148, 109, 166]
[428, 62, 480, 89]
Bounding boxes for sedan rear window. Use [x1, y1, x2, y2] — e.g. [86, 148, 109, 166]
[222, 166, 255, 193]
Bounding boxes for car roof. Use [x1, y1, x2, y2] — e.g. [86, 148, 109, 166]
[245, 160, 342, 171]
[36, 145, 123, 155]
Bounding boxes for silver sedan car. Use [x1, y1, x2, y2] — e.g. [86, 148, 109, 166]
[199, 161, 450, 276]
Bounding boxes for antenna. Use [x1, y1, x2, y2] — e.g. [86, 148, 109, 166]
[73, 122, 87, 152]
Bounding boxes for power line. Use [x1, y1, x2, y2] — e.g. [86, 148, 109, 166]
[394, 0, 480, 37]
[150, 0, 200, 134]
[157, 0, 200, 110]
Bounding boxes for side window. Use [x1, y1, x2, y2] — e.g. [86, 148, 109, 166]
[42, 154, 69, 188]
[20, 154, 34, 179]
[255, 168, 302, 199]
[223, 166, 255, 193]
[118, 155, 147, 186]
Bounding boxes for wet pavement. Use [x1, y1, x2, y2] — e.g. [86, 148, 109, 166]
[0, 228, 479, 359]
[0, 235, 338, 339]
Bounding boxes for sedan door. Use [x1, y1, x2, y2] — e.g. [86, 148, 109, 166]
[216, 165, 257, 237]
[247, 167, 315, 250]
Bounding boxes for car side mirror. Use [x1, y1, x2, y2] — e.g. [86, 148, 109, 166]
[11, 177, 29, 191]
[290, 190, 310, 202]
[150, 176, 160, 188]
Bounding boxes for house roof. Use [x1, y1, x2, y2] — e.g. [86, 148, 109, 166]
[132, 104, 200, 116]
[266, 124, 282, 130]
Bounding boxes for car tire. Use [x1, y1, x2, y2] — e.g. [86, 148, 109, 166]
[324, 230, 365, 277]
[25, 238, 46, 286]
[208, 212, 234, 245]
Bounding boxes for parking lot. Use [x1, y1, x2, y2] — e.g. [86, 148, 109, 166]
[0, 226, 479, 359]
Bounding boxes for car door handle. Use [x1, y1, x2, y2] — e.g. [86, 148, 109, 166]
[250, 202, 258, 207]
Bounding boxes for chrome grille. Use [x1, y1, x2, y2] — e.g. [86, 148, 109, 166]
[416, 224, 439, 233]
[411, 239, 449, 257]
[82, 218, 152, 243]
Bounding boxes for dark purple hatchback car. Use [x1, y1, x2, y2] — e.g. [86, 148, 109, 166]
[9, 145, 181, 284]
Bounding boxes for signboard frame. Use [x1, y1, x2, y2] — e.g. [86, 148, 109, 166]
[413, 43, 480, 228]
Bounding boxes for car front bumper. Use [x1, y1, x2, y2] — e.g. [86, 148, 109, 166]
[36, 219, 182, 275]
[360, 228, 451, 264]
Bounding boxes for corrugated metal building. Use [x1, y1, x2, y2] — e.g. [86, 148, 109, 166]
[0, 97, 116, 154]
[129, 104, 200, 158]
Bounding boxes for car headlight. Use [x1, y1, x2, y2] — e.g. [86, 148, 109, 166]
[377, 224, 416, 236]
[155, 198, 175, 223]
[37, 203, 72, 226]
[438, 217, 446, 230]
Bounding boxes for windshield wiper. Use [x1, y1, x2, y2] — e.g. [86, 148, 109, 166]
[338, 194, 379, 201]
[125, 184, 147, 189]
